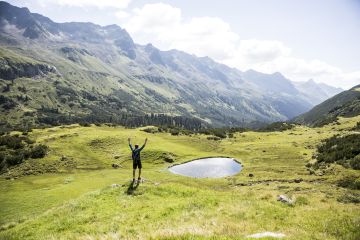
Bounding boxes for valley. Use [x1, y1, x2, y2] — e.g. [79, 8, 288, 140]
[0, 115, 359, 239]
[0, 2, 359, 240]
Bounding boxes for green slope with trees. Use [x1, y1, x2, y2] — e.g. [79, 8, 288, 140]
[294, 85, 360, 127]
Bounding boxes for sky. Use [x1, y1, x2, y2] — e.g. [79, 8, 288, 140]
[5, 0, 360, 89]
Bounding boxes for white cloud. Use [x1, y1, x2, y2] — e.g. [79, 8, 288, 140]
[237, 39, 291, 63]
[125, 4, 238, 60]
[222, 39, 292, 71]
[225, 50, 358, 89]
[168, 17, 239, 60]
[126, 3, 181, 33]
[40, 0, 132, 9]
[343, 71, 360, 88]
[115, 10, 130, 19]
[122, 3, 359, 89]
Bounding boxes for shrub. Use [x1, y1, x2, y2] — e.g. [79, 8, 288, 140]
[314, 116, 338, 127]
[207, 136, 221, 141]
[259, 122, 296, 132]
[199, 127, 246, 138]
[0, 152, 5, 167]
[0, 135, 24, 149]
[30, 144, 48, 158]
[79, 122, 91, 127]
[352, 122, 360, 131]
[350, 155, 360, 170]
[142, 127, 158, 134]
[180, 129, 193, 136]
[337, 176, 360, 190]
[170, 129, 179, 136]
[163, 153, 175, 163]
[296, 196, 310, 205]
[3, 84, 10, 92]
[23, 138, 35, 144]
[337, 192, 360, 204]
[213, 130, 227, 139]
[6, 153, 24, 165]
[316, 134, 360, 170]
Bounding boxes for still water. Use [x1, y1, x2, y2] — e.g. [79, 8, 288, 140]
[169, 157, 242, 178]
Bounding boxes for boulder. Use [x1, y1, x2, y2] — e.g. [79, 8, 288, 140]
[111, 163, 120, 169]
[277, 195, 294, 205]
[247, 232, 286, 238]
[294, 178, 303, 183]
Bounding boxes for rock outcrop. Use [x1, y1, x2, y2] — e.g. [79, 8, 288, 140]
[0, 58, 57, 80]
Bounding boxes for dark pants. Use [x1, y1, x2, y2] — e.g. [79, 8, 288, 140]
[133, 160, 142, 169]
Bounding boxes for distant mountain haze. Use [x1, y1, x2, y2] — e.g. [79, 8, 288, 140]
[0, 1, 344, 129]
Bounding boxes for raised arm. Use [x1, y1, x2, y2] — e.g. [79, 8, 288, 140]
[128, 138, 133, 151]
[139, 138, 148, 151]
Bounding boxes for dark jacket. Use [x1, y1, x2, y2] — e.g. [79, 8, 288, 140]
[129, 144, 145, 162]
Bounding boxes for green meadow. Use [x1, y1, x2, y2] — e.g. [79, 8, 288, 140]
[0, 116, 360, 240]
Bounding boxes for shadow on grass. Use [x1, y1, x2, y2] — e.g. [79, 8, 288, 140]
[126, 180, 140, 195]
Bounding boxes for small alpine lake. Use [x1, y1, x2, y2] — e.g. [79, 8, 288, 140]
[168, 157, 242, 178]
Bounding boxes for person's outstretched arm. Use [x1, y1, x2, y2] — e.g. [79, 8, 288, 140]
[139, 138, 147, 151]
[128, 138, 133, 151]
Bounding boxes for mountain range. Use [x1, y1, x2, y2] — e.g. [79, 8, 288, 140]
[0, 1, 343, 130]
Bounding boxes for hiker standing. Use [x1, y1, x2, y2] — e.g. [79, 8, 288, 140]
[128, 137, 147, 182]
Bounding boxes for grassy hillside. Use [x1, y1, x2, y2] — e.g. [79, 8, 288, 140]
[0, 116, 359, 239]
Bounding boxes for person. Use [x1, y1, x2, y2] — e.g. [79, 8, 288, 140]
[128, 137, 147, 182]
